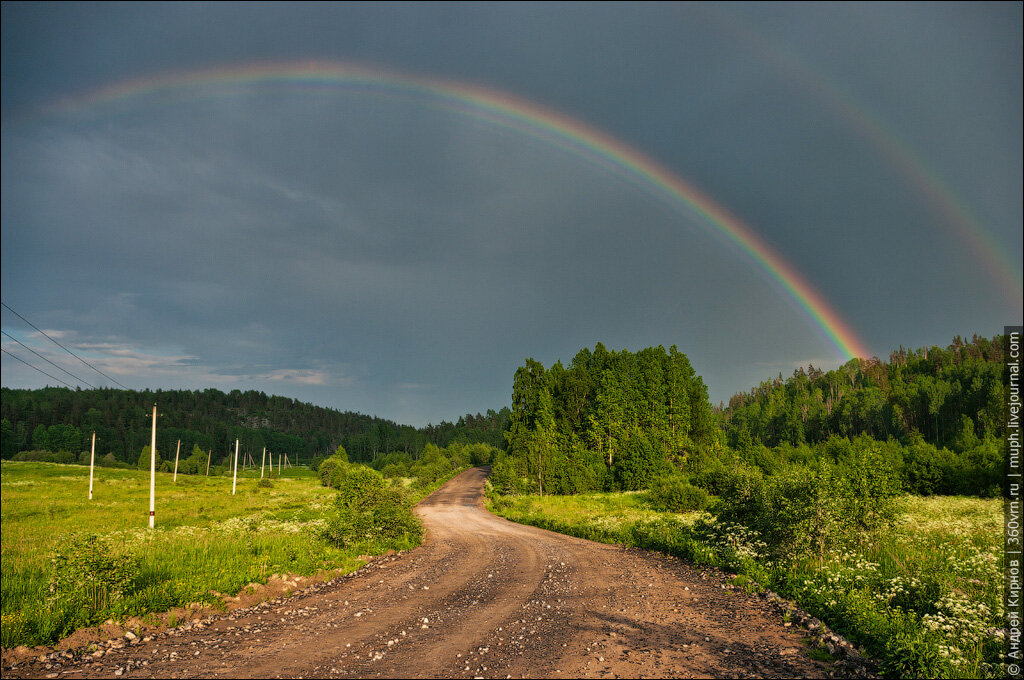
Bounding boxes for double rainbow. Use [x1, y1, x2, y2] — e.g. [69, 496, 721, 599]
[41, 61, 872, 360]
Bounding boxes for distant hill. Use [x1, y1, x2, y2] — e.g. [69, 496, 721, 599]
[718, 334, 1006, 452]
[0, 386, 509, 465]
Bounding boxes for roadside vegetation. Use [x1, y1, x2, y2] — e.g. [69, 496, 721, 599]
[490, 336, 1007, 679]
[487, 486, 1001, 679]
[2, 332, 1005, 677]
[0, 440, 494, 649]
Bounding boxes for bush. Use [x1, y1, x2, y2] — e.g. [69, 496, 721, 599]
[12, 450, 77, 464]
[839, 440, 903, 539]
[137, 446, 160, 470]
[690, 455, 736, 495]
[317, 454, 348, 488]
[646, 476, 709, 512]
[468, 443, 495, 466]
[711, 451, 903, 560]
[901, 438, 955, 495]
[613, 430, 662, 491]
[335, 465, 387, 508]
[308, 455, 328, 474]
[488, 452, 525, 494]
[381, 462, 409, 478]
[48, 533, 138, 629]
[319, 465, 421, 548]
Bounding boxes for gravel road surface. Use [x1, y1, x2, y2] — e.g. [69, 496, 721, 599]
[5, 467, 837, 678]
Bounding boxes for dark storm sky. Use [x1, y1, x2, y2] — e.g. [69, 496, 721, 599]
[2, 2, 1021, 425]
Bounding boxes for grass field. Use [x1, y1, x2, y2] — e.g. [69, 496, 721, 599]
[488, 488, 1004, 679]
[0, 461, 403, 648]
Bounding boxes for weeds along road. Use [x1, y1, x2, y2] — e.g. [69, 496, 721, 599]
[15, 468, 836, 679]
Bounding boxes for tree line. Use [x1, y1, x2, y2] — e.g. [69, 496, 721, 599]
[719, 333, 1005, 451]
[493, 344, 717, 494]
[492, 335, 1007, 499]
[0, 386, 509, 468]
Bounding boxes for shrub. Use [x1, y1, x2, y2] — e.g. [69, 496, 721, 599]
[901, 438, 955, 495]
[646, 476, 709, 512]
[317, 454, 348, 488]
[468, 443, 495, 466]
[488, 452, 525, 494]
[711, 458, 901, 560]
[48, 533, 139, 628]
[691, 459, 734, 495]
[137, 446, 160, 470]
[613, 430, 662, 490]
[12, 450, 77, 464]
[839, 440, 903, 539]
[335, 465, 387, 509]
[381, 462, 409, 478]
[319, 465, 420, 548]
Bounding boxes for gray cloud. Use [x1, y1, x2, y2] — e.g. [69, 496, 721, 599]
[2, 2, 1020, 424]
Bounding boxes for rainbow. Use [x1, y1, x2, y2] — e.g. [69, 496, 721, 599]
[695, 4, 1023, 310]
[39, 61, 872, 359]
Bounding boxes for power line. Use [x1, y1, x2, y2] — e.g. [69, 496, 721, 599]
[1, 302, 130, 389]
[1, 348, 76, 389]
[1, 330, 97, 389]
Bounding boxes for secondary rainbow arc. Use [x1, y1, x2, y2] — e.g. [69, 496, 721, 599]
[43, 61, 872, 360]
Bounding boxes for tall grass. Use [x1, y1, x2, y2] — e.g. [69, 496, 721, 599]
[488, 488, 1004, 678]
[1, 461, 371, 647]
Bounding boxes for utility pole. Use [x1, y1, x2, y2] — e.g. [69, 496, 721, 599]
[88, 432, 96, 500]
[149, 404, 157, 529]
[261, 446, 266, 478]
[232, 439, 239, 495]
[206, 449, 211, 476]
[173, 440, 181, 482]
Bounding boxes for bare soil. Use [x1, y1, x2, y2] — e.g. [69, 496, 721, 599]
[3, 467, 849, 678]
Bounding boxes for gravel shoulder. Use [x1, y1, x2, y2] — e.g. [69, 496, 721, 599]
[4, 467, 839, 679]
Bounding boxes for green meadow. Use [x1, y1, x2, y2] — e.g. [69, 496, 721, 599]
[488, 489, 1004, 679]
[0, 461, 389, 647]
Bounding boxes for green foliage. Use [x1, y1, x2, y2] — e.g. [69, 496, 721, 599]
[0, 461, 416, 648]
[711, 453, 902, 560]
[317, 454, 348, 488]
[0, 386, 509, 467]
[12, 449, 78, 464]
[645, 476, 709, 512]
[840, 441, 903, 538]
[47, 533, 139, 634]
[721, 334, 1007, 498]
[467, 443, 494, 466]
[490, 489, 1004, 679]
[319, 464, 421, 548]
[488, 451, 526, 494]
[137, 445, 159, 470]
[332, 444, 348, 462]
[613, 429, 663, 490]
[504, 344, 716, 495]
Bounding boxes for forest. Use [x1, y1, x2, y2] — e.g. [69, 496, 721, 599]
[493, 343, 718, 494]
[720, 333, 1004, 450]
[0, 334, 1007, 496]
[0, 386, 508, 468]
[492, 334, 1008, 498]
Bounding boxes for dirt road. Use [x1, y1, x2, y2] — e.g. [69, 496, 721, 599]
[7, 468, 841, 678]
